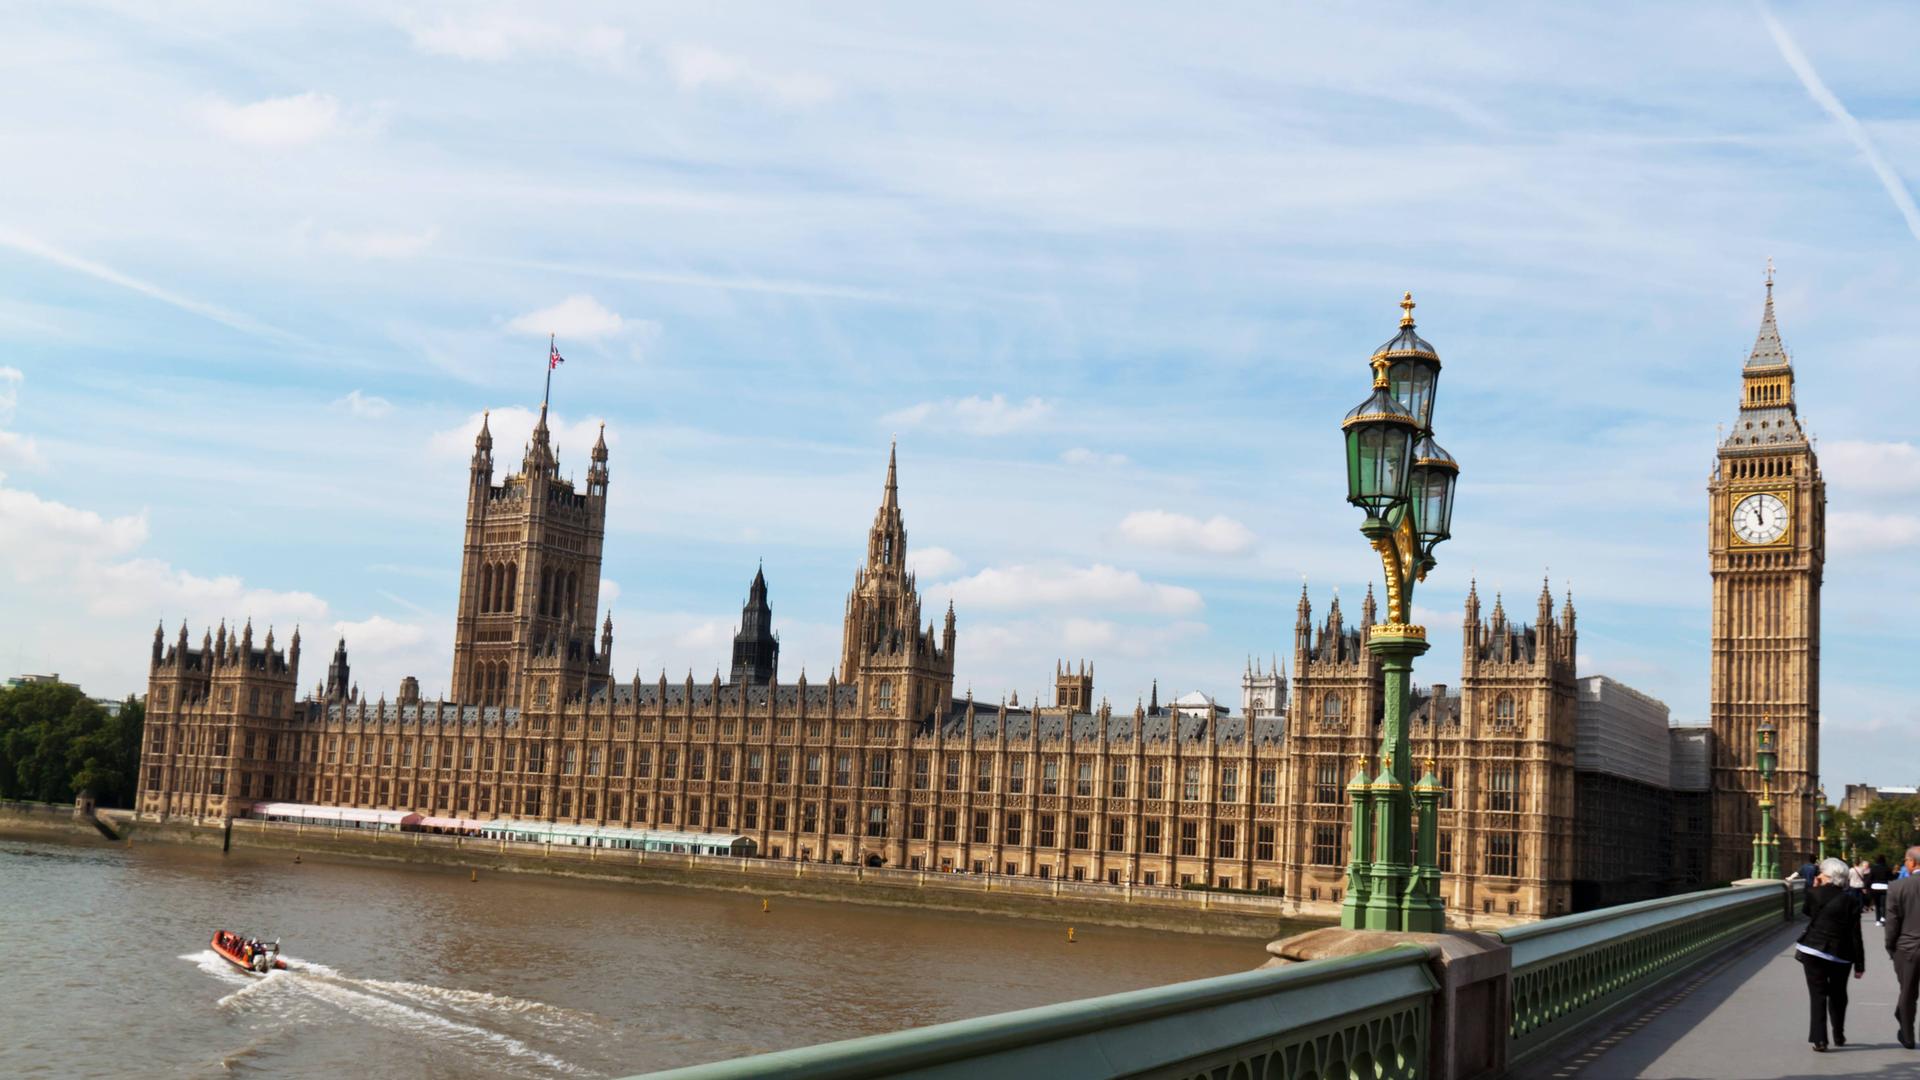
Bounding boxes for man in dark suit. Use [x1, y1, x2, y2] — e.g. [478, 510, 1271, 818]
[1886, 846, 1920, 1049]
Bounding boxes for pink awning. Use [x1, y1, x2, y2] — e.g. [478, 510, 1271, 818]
[417, 816, 490, 830]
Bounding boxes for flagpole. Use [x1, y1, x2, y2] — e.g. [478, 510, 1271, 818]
[544, 332, 554, 410]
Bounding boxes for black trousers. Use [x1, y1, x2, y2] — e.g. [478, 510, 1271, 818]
[1896, 949, 1920, 1044]
[1875, 889, 1889, 921]
[1800, 953, 1851, 1044]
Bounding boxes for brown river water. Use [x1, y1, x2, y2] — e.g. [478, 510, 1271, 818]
[0, 834, 1276, 1078]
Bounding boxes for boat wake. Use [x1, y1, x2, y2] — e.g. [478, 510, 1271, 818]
[185, 951, 603, 1077]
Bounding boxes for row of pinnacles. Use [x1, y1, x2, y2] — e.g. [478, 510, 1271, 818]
[1285, 578, 1580, 916]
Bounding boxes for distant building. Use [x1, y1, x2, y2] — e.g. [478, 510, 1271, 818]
[1840, 783, 1920, 818]
[6, 672, 75, 689]
[1242, 657, 1287, 723]
[1571, 676, 1677, 909]
[1668, 726, 1713, 888]
[6, 672, 132, 717]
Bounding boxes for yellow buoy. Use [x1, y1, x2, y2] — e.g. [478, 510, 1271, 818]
[470, 869, 477, 882]
[762, 898, 770, 913]
[1067, 927, 1076, 943]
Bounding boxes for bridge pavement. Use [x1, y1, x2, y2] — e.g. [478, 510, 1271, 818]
[1512, 919, 1920, 1079]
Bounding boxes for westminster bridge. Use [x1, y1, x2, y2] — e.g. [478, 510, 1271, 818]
[630, 878, 1919, 1080]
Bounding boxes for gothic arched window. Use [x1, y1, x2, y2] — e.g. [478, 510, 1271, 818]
[882, 535, 893, 565]
[535, 678, 550, 708]
[876, 679, 894, 712]
[1323, 695, 1342, 724]
[1494, 693, 1516, 729]
[504, 563, 516, 612]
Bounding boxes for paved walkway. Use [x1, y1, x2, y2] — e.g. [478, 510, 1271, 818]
[1513, 919, 1920, 1079]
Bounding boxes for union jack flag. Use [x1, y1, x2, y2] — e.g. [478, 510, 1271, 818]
[549, 336, 565, 370]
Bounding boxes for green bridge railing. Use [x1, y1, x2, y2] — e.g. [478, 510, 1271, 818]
[633, 880, 1797, 1080]
[1497, 880, 1793, 1061]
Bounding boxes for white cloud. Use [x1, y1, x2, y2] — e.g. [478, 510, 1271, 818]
[0, 472, 330, 690]
[886, 394, 1053, 437]
[935, 563, 1203, 615]
[400, 11, 627, 63]
[204, 92, 341, 147]
[506, 294, 627, 341]
[430, 406, 610, 467]
[0, 483, 149, 582]
[1117, 510, 1256, 557]
[320, 227, 437, 259]
[907, 546, 964, 579]
[599, 578, 621, 611]
[0, 366, 38, 468]
[1822, 440, 1920, 494]
[1829, 510, 1920, 553]
[1062, 447, 1129, 467]
[331, 614, 426, 653]
[333, 389, 393, 419]
[666, 44, 834, 109]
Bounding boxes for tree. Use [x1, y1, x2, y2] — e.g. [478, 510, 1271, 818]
[1845, 797, 1920, 866]
[0, 682, 145, 808]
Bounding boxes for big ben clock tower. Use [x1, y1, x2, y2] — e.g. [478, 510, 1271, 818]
[1708, 265, 1825, 883]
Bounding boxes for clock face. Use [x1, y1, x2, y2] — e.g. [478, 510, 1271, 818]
[1732, 492, 1789, 546]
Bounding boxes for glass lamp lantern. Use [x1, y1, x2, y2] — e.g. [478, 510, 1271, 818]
[1342, 372, 1419, 530]
[1756, 718, 1777, 780]
[1376, 292, 1443, 434]
[1409, 434, 1459, 565]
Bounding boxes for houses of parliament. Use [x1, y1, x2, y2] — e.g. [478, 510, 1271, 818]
[134, 279, 1822, 925]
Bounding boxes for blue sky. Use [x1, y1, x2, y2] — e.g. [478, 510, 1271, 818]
[0, 3, 1915, 785]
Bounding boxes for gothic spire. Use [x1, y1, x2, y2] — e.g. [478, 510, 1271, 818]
[1747, 259, 1790, 369]
[867, 441, 906, 571]
[882, 438, 899, 513]
[476, 410, 492, 452]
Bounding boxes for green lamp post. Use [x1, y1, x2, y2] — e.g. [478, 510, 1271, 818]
[1752, 716, 1780, 880]
[1816, 786, 1831, 862]
[1338, 293, 1459, 932]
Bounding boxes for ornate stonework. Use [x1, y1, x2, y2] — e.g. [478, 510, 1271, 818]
[1707, 272, 1825, 882]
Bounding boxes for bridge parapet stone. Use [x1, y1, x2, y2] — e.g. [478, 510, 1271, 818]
[1268, 928, 1509, 1080]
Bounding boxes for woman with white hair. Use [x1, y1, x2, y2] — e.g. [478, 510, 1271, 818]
[1797, 855, 1867, 1051]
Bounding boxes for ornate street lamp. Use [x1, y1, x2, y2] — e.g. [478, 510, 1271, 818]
[1817, 786, 1832, 862]
[1753, 716, 1780, 879]
[1338, 293, 1458, 933]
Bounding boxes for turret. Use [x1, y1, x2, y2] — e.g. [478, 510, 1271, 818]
[731, 565, 779, 685]
[325, 637, 351, 703]
[587, 423, 609, 497]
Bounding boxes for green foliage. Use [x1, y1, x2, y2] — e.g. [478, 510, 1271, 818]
[0, 682, 144, 808]
[1836, 798, 1920, 865]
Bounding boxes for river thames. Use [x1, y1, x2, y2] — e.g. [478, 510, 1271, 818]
[0, 835, 1280, 1078]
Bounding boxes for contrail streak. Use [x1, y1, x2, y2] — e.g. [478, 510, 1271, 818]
[1762, 7, 1920, 244]
[0, 225, 307, 345]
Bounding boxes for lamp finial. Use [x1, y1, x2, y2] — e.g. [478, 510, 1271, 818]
[1399, 291, 1416, 328]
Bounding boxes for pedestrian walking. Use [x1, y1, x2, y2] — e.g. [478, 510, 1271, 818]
[1873, 855, 1893, 925]
[1850, 859, 1868, 902]
[1887, 846, 1920, 1050]
[1798, 857, 1865, 1052]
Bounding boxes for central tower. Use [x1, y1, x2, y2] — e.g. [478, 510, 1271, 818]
[1708, 268, 1825, 882]
[450, 407, 612, 707]
[839, 444, 955, 728]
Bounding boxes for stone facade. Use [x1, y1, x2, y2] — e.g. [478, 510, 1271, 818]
[1708, 274, 1825, 882]
[137, 401, 1603, 926]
